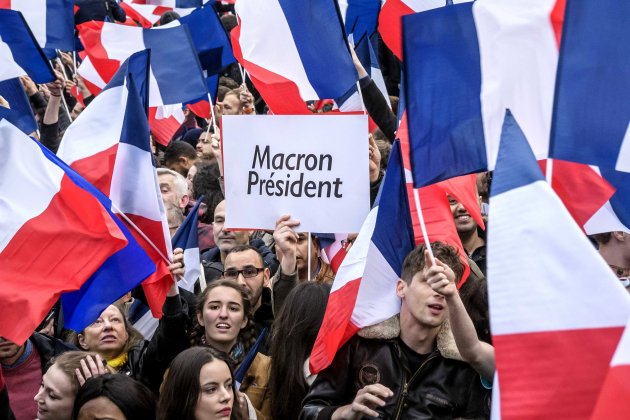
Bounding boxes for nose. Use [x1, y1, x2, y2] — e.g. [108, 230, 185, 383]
[102, 319, 113, 330]
[236, 272, 247, 286]
[219, 305, 229, 318]
[219, 386, 232, 403]
[34, 386, 44, 403]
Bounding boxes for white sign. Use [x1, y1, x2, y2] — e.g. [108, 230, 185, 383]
[222, 115, 370, 232]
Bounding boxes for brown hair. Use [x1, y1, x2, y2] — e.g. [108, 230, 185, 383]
[401, 242, 464, 284]
[195, 279, 257, 353]
[47, 351, 105, 393]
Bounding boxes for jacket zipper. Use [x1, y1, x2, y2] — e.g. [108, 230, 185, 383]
[392, 354, 438, 419]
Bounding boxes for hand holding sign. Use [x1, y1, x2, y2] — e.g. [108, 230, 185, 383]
[273, 214, 300, 275]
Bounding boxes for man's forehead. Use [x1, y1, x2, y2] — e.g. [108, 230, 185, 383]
[225, 250, 261, 267]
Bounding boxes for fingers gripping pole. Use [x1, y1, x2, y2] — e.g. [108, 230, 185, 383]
[412, 187, 435, 265]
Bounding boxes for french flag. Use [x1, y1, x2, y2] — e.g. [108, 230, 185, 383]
[379, 0, 472, 59]
[549, 0, 630, 232]
[77, 20, 207, 144]
[310, 140, 415, 373]
[0, 120, 128, 345]
[337, 0, 381, 44]
[0, 0, 74, 56]
[231, 0, 358, 115]
[487, 111, 630, 419]
[131, 0, 202, 7]
[57, 51, 174, 319]
[0, 78, 37, 135]
[591, 317, 630, 419]
[315, 233, 348, 274]
[0, 9, 54, 83]
[171, 198, 202, 293]
[354, 34, 391, 109]
[120, 2, 195, 28]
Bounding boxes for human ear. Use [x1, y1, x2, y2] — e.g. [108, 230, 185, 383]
[77, 334, 89, 350]
[240, 316, 248, 330]
[197, 312, 205, 327]
[396, 279, 406, 299]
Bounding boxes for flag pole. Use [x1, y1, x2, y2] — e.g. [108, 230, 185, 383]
[412, 188, 436, 264]
[52, 58, 74, 122]
[307, 232, 312, 282]
[546, 158, 554, 185]
[208, 92, 218, 134]
[109, 201, 173, 265]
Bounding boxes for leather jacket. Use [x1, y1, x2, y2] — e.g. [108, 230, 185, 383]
[300, 336, 490, 420]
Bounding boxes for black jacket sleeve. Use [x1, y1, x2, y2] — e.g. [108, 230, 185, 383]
[39, 122, 60, 153]
[137, 295, 190, 393]
[359, 76, 398, 143]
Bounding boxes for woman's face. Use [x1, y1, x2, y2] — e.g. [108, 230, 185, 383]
[197, 287, 247, 352]
[34, 364, 76, 420]
[77, 396, 125, 420]
[78, 305, 129, 360]
[195, 360, 234, 420]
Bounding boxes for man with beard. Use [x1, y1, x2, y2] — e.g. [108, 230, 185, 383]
[449, 195, 487, 275]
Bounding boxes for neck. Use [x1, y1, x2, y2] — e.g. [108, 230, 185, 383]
[599, 246, 630, 271]
[207, 334, 236, 354]
[459, 229, 485, 255]
[399, 311, 440, 355]
[298, 259, 319, 281]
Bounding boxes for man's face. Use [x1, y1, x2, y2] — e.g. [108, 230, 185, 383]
[295, 233, 320, 272]
[397, 270, 449, 329]
[448, 196, 478, 235]
[221, 94, 242, 116]
[212, 201, 251, 254]
[0, 337, 23, 363]
[158, 173, 180, 208]
[224, 250, 270, 309]
[196, 132, 214, 161]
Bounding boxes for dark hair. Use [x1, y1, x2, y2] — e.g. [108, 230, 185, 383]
[195, 280, 257, 354]
[157, 347, 242, 420]
[225, 245, 264, 267]
[192, 162, 223, 223]
[592, 232, 612, 245]
[269, 282, 331, 420]
[71, 374, 155, 420]
[220, 14, 238, 33]
[401, 242, 464, 284]
[459, 277, 492, 344]
[181, 128, 204, 149]
[163, 140, 197, 165]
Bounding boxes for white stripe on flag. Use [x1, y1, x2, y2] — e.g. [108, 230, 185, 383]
[0, 36, 28, 81]
[77, 56, 108, 90]
[615, 121, 630, 173]
[12, 0, 47, 47]
[178, 249, 200, 292]
[474, 0, 558, 169]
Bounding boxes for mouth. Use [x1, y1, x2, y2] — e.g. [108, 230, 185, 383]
[218, 407, 232, 417]
[215, 323, 231, 332]
[427, 303, 444, 315]
[100, 334, 117, 343]
[456, 214, 471, 222]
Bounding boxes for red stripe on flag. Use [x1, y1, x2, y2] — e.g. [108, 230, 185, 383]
[120, 3, 154, 28]
[148, 108, 183, 146]
[550, 0, 566, 48]
[70, 144, 119, 196]
[309, 278, 362, 373]
[0, 176, 127, 344]
[123, 213, 173, 319]
[591, 364, 630, 419]
[188, 100, 211, 119]
[329, 247, 347, 274]
[494, 327, 624, 420]
[378, 0, 415, 60]
[0, 1, 11, 9]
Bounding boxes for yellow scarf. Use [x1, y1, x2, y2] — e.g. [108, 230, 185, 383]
[106, 353, 128, 371]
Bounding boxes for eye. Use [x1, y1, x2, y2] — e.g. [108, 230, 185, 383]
[229, 305, 240, 312]
[243, 268, 258, 276]
[223, 270, 238, 279]
[208, 304, 220, 310]
[203, 386, 217, 394]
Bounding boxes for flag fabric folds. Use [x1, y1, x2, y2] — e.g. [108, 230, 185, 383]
[171, 198, 202, 292]
[549, 0, 630, 230]
[0, 120, 128, 344]
[338, 0, 381, 44]
[487, 111, 630, 419]
[0, 78, 37, 135]
[0, 9, 54, 83]
[120, 2, 195, 28]
[310, 140, 415, 374]
[0, 0, 74, 54]
[402, 0, 558, 187]
[232, 0, 358, 114]
[57, 51, 174, 319]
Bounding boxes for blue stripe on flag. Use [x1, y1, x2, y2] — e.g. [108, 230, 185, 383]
[343, 0, 381, 44]
[172, 197, 202, 250]
[45, 0, 75, 51]
[277, 0, 358, 99]
[402, 3, 487, 188]
[0, 78, 37, 134]
[370, 141, 415, 277]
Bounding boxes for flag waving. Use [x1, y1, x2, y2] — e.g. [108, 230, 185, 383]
[487, 111, 630, 419]
[58, 51, 174, 319]
[0, 120, 128, 344]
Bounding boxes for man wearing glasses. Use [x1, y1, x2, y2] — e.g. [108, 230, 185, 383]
[223, 245, 274, 339]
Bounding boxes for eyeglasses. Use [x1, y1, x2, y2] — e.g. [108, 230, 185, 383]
[223, 267, 264, 279]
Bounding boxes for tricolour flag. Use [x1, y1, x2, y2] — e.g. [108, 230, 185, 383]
[0, 9, 54, 83]
[231, 0, 358, 115]
[310, 140, 415, 373]
[315, 233, 348, 274]
[0, 78, 37, 135]
[0, 120, 127, 344]
[549, 0, 630, 231]
[338, 0, 381, 44]
[379, 0, 472, 60]
[132, 0, 201, 7]
[57, 51, 174, 319]
[0, 0, 74, 55]
[120, 2, 195, 28]
[487, 110, 630, 419]
[171, 198, 202, 292]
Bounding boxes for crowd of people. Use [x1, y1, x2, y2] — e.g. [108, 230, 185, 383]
[2, 1, 630, 419]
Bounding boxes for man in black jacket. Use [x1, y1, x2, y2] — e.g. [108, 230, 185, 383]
[300, 243, 491, 420]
